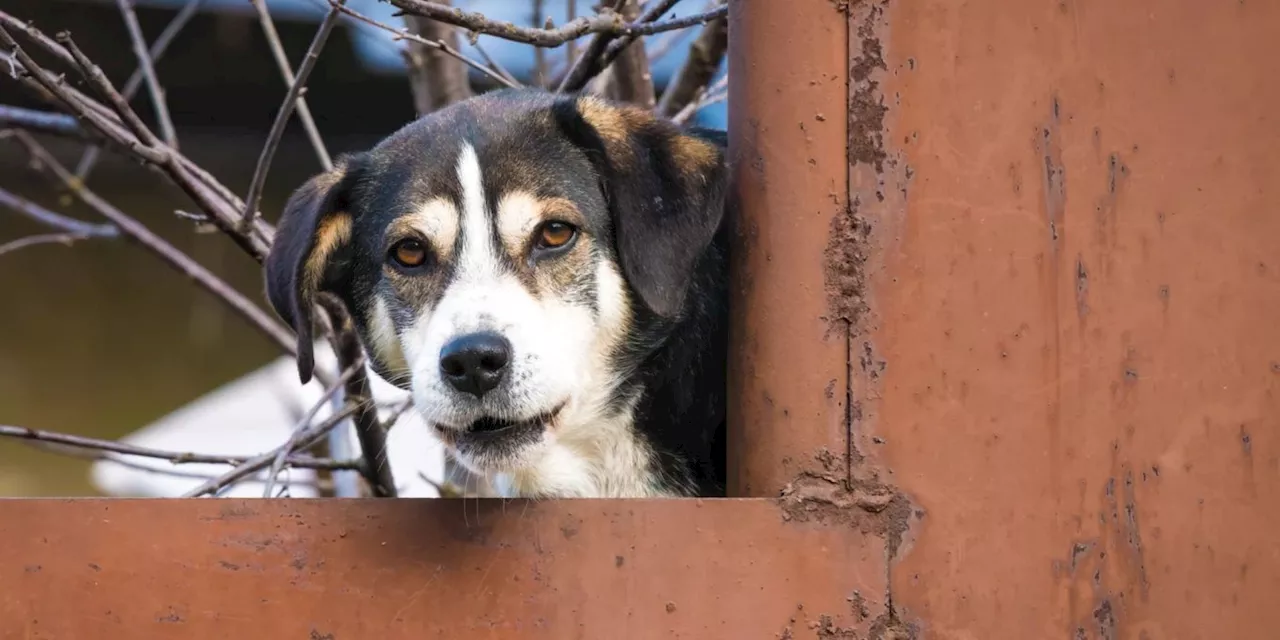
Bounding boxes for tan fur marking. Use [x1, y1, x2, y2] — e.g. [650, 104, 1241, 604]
[389, 198, 459, 260]
[576, 96, 630, 144]
[303, 213, 352, 295]
[671, 135, 719, 172]
[495, 191, 584, 260]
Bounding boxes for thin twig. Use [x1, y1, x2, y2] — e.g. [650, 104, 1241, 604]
[532, 0, 548, 87]
[241, 0, 346, 230]
[32, 441, 342, 489]
[57, 32, 159, 147]
[0, 105, 103, 142]
[181, 402, 360, 497]
[671, 73, 725, 124]
[76, 0, 207, 181]
[470, 38, 519, 87]
[656, 0, 726, 117]
[0, 232, 87, 257]
[388, 0, 723, 47]
[403, 0, 473, 114]
[604, 0, 655, 108]
[330, 0, 516, 90]
[0, 424, 362, 471]
[556, 0, 624, 93]
[12, 132, 297, 356]
[115, 0, 177, 148]
[557, 0, 687, 93]
[248, 0, 332, 171]
[0, 185, 120, 238]
[0, 25, 275, 259]
[317, 292, 398, 497]
[263, 364, 360, 497]
[565, 0, 578, 66]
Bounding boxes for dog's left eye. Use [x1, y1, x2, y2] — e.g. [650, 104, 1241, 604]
[534, 221, 577, 251]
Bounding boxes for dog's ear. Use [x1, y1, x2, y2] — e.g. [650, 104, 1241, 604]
[552, 95, 728, 318]
[264, 154, 363, 384]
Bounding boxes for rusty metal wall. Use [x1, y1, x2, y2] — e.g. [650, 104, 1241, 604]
[0, 499, 888, 638]
[730, 0, 1280, 638]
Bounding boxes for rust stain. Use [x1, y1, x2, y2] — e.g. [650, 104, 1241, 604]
[1075, 254, 1090, 318]
[848, 0, 1280, 638]
[848, 8, 889, 173]
[824, 197, 873, 329]
[778, 450, 914, 558]
[1037, 95, 1067, 247]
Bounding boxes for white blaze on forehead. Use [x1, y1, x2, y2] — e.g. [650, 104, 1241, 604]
[456, 143, 497, 278]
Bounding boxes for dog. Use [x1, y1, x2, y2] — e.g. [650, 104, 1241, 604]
[264, 88, 729, 498]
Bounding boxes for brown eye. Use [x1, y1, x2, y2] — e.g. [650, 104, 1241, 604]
[535, 221, 577, 251]
[389, 238, 428, 268]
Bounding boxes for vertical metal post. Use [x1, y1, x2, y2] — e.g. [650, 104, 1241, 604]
[726, 0, 853, 498]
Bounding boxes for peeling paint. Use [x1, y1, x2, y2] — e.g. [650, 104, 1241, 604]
[1037, 96, 1067, 247]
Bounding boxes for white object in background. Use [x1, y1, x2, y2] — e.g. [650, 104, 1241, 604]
[89, 342, 446, 498]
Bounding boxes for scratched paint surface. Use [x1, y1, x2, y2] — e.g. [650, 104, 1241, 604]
[859, 0, 1280, 638]
[0, 499, 886, 638]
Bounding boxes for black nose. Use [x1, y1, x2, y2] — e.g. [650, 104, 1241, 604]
[439, 332, 511, 398]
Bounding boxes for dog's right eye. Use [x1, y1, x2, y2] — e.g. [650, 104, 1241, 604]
[389, 238, 429, 269]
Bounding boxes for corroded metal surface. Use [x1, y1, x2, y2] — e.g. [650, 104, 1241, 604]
[731, 0, 1279, 637]
[726, 0, 853, 498]
[851, 0, 1280, 638]
[0, 499, 887, 638]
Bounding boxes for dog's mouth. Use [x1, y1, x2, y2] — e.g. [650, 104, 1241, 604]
[434, 403, 565, 449]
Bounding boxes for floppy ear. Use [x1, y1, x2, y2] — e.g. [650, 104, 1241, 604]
[263, 155, 362, 384]
[552, 95, 728, 318]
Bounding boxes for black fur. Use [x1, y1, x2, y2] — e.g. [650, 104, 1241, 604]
[264, 154, 364, 383]
[263, 88, 731, 496]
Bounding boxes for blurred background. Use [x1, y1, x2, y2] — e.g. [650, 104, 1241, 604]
[0, 0, 728, 496]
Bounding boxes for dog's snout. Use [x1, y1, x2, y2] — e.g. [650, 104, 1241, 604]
[439, 331, 511, 397]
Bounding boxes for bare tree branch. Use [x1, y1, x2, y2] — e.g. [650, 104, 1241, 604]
[656, 0, 726, 117]
[0, 22, 275, 259]
[671, 73, 725, 124]
[403, 0, 472, 114]
[241, 0, 346, 230]
[0, 232, 88, 257]
[182, 402, 361, 497]
[470, 38, 519, 87]
[565, 0, 579, 66]
[249, 0, 332, 171]
[556, 25, 614, 93]
[264, 364, 361, 497]
[0, 184, 119, 239]
[389, 0, 725, 48]
[76, 0, 207, 182]
[326, 0, 517, 90]
[317, 292, 398, 497]
[0, 424, 361, 471]
[605, 0, 654, 108]
[556, 0, 688, 93]
[58, 32, 159, 147]
[115, 0, 177, 148]
[532, 0, 548, 87]
[0, 105, 103, 142]
[12, 132, 297, 357]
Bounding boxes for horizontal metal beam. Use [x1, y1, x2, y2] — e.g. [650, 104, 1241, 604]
[1, 498, 888, 637]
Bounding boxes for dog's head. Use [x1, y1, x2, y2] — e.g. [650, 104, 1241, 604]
[264, 89, 727, 489]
